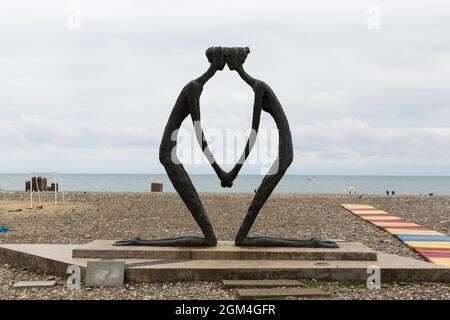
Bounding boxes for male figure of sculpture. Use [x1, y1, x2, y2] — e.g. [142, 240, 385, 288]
[115, 47, 337, 249]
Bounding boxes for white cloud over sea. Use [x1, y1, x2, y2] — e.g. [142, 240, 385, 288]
[0, 0, 449, 175]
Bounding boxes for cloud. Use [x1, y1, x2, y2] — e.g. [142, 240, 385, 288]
[292, 118, 450, 175]
[0, 0, 449, 174]
[0, 114, 160, 148]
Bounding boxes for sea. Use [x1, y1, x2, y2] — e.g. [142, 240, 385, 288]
[0, 174, 449, 195]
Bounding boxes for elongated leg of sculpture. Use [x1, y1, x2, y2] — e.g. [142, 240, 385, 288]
[226, 56, 337, 248]
[114, 92, 219, 246]
[114, 136, 218, 246]
[117, 143, 218, 244]
[234, 156, 337, 248]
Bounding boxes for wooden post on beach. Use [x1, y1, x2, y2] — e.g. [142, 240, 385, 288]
[150, 182, 163, 192]
[35, 176, 41, 206]
[29, 174, 33, 208]
[54, 172, 57, 204]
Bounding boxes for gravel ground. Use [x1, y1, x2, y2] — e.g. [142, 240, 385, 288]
[0, 191, 449, 300]
[1, 263, 449, 300]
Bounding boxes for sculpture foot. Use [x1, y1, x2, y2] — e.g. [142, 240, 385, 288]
[113, 236, 217, 247]
[235, 236, 338, 248]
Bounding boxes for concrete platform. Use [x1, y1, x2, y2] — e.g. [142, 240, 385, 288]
[72, 240, 377, 261]
[1, 242, 449, 283]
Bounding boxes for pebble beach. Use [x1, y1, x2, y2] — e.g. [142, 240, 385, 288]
[0, 191, 449, 300]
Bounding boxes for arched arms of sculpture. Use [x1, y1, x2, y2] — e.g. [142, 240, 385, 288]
[220, 85, 264, 186]
[187, 87, 228, 183]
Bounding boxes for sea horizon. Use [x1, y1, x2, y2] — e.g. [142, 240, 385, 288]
[2, 173, 450, 176]
[1, 173, 449, 195]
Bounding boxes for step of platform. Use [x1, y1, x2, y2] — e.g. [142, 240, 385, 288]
[223, 279, 303, 289]
[236, 288, 330, 299]
[13, 281, 57, 289]
[72, 240, 377, 261]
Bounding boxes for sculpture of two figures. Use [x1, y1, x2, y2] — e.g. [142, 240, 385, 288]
[116, 47, 337, 249]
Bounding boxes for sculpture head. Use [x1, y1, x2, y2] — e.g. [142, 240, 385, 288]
[225, 47, 250, 70]
[205, 47, 227, 71]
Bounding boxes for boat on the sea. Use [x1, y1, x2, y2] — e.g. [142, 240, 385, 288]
[345, 187, 360, 194]
[306, 176, 317, 181]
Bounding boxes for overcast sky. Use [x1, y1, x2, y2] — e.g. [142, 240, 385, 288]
[1, 0, 449, 175]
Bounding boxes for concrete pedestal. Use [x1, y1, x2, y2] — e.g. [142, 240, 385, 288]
[0, 241, 449, 283]
[72, 240, 377, 261]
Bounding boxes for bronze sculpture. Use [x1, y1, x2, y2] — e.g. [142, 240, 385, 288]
[115, 47, 337, 248]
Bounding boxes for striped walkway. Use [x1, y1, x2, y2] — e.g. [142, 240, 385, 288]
[341, 204, 450, 267]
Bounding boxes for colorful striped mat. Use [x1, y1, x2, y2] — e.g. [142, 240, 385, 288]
[341, 204, 450, 267]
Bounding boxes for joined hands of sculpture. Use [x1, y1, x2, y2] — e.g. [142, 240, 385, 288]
[115, 47, 338, 249]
